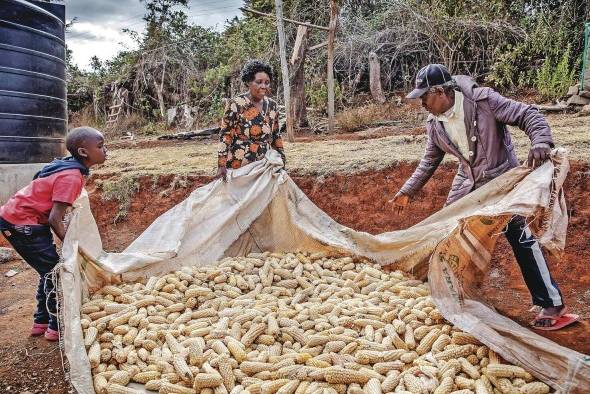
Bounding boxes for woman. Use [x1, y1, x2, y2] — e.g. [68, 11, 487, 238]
[215, 59, 286, 181]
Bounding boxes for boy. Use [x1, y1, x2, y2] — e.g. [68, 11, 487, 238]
[391, 64, 577, 330]
[0, 127, 107, 341]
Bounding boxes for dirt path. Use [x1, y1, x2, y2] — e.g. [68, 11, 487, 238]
[0, 258, 71, 394]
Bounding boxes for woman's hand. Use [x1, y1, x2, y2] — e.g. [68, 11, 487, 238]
[214, 167, 227, 182]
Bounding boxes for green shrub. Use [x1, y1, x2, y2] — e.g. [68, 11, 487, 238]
[306, 81, 343, 114]
[101, 176, 140, 223]
[535, 45, 578, 100]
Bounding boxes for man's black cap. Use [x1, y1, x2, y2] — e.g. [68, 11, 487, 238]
[406, 64, 452, 99]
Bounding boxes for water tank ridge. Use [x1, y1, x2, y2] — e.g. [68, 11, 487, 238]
[0, 0, 67, 163]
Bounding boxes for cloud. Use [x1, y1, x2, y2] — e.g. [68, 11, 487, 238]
[66, 0, 145, 25]
[67, 21, 138, 69]
[66, 0, 242, 69]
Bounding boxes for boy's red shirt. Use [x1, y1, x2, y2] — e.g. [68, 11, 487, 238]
[0, 169, 85, 226]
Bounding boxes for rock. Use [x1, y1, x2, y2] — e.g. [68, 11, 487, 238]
[567, 84, 579, 96]
[566, 94, 590, 106]
[578, 104, 590, 116]
[166, 106, 178, 126]
[180, 105, 196, 129]
[536, 103, 568, 112]
[166, 104, 195, 129]
[579, 90, 590, 99]
[0, 247, 19, 263]
[5, 269, 18, 277]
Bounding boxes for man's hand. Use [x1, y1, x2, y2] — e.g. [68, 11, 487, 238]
[527, 143, 551, 168]
[389, 191, 410, 215]
[214, 167, 227, 182]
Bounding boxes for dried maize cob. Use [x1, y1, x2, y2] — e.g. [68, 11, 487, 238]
[415, 328, 440, 355]
[94, 374, 109, 394]
[324, 368, 370, 384]
[105, 384, 142, 394]
[433, 376, 454, 394]
[108, 370, 130, 386]
[160, 381, 197, 394]
[173, 354, 194, 382]
[519, 382, 550, 394]
[132, 370, 161, 384]
[363, 378, 382, 394]
[88, 341, 101, 368]
[485, 364, 528, 379]
[193, 373, 224, 390]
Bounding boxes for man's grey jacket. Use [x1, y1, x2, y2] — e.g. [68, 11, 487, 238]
[400, 75, 554, 205]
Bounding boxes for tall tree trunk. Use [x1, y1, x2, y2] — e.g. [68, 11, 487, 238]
[93, 90, 99, 122]
[290, 25, 309, 128]
[327, 0, 338, 133]
[154, 58, 167, 120]
[369, 51, 386, 104]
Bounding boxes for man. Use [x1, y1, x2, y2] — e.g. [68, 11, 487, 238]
[391, 64, 578, 330]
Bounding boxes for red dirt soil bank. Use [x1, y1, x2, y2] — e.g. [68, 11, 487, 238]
[1, 162, 588, 393]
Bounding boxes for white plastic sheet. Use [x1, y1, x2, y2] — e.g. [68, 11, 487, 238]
[60, 149, 589, 393]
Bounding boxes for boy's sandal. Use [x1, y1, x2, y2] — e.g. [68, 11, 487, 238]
[531, 308, 580, 331]
[44, 328, 59, 341]
[31, 323, 48, 337]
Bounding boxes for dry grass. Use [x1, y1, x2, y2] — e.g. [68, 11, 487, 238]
[68, 105, 103, 131]
[336, 103, 396, 132]
[94, 113, 590, 178]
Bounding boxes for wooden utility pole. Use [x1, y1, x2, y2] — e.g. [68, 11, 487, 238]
[242, 5, 334, 135]
[369, 51, 386, 104]
[327, 0, 338, 133]
[274, 0, 295, 142]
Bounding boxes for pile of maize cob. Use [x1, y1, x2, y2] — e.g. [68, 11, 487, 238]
[81, 251, 552, 394]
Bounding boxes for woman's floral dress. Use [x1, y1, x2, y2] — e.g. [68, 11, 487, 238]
[217, 94, 285, 169]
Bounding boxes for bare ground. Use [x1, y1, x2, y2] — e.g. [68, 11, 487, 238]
[95, 113, 590, 178]
[1, 108, 589, 393]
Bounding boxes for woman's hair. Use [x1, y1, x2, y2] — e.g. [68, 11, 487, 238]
[241, 59, 273, 84]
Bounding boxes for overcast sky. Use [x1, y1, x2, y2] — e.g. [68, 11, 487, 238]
[66, 0, 243, 70]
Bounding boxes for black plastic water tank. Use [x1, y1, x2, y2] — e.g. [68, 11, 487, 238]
[0, 0, 66, 164]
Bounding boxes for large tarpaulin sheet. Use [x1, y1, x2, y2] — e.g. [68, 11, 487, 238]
[60, 149, 590, 393]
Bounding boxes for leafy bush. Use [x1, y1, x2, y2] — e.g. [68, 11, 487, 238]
[487, 1, 586, 94]
[139, 121, 168, 136]
[535, 45, 578, 100]
[307, 81, 343, 113]
[100, 176, 140, 222]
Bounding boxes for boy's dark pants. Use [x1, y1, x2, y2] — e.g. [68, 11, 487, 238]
[505, 216, 563, 308]
[0, 217, 59, 330]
